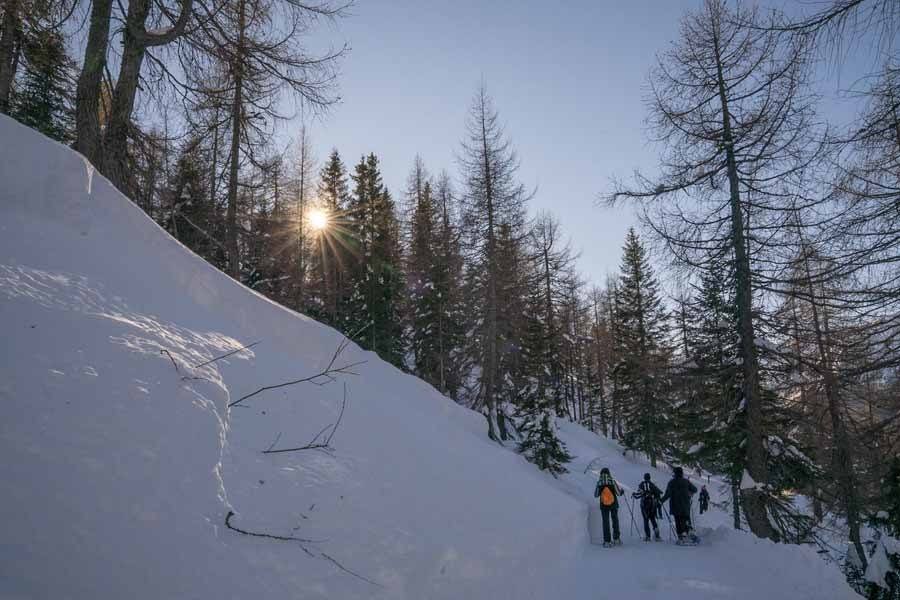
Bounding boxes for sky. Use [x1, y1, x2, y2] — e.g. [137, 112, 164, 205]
[299, 0, 878, 288]
[297, 0, 701, 286]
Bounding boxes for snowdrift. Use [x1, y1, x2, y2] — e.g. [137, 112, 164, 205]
[0, 115, 857, 599]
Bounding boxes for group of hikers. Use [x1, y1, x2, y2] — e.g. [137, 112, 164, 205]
[593, 466, 711, 548]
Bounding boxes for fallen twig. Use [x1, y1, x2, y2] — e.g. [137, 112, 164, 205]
[225, 511, 381, 587]
[320, 552, 383, 588]
[161, 349, 182, 375]
[264, 432, 283, 453]
[323, 383, 348, 447]
[229, 336, 365, 408]
[262, 384, 348, 454]
[160, 349, 209, 382]
[225, 510, 324, 543]
[193, 341, 261, 369]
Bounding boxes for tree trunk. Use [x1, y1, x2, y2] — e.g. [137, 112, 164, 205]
[731, 478, 742, 530]
[225, 0, 246, 280]
[74, 0, 113, 164]
[295, 132, 307, 311]
[800, 249, 866, 569]
[479, 93, 502, 441]
[712, 26, 777, 541]
[102, 0, 151, 193]
[209, 120, 219, 208]
[101, 0, 192, 193]
[0, 0, 20, 114]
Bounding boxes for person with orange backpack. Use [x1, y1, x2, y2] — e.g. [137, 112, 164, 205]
[593, 467, 624, 547]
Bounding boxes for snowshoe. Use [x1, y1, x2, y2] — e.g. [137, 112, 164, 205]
[643, 536, 651, 542]
[602, 542, 612, 548]
[613, 539, 623, 546]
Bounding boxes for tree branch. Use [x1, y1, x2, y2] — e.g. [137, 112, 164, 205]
[262, 383, 347, 454]
[225, 510, 324, 543]
[228, 334, 365, 408]
[192, 340, 261, 369]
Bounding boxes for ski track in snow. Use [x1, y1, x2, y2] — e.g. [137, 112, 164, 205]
[0, 115, 858, 599]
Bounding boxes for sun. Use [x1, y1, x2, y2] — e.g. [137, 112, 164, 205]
[308, 208, 329, 232]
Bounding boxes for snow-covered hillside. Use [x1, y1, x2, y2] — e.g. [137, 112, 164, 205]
[0, 115, 857, 599]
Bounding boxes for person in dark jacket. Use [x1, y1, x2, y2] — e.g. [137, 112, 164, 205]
[699, 485, 710, 514]
[632, 473, 663, 541]
[660, 466, 698, 541]
[594, 467, 624, 547]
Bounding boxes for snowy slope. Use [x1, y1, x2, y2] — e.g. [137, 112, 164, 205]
[0, 115, 856, 599]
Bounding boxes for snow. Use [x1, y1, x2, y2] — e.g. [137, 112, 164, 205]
[865, 536, 900, 588]
[145, 26, 174, 36]
[0, 116, 859, 599]
[754, 337, 780, 353]
[847, 542, 865, 570]
[740, 469, 758, 491]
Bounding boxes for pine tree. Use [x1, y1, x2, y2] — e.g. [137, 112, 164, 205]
[12, 28, 74, 142]
[516, 253, 572, 476]
[492, 221, 530, 426]
[431, 173, 467, 399]
[518, 412, 573, 477]
[250, 158, 293, 303]
[586, 285, 614, 436]
[344, 153, 404, 366]
[459, 85, 530, 441]
[165, 139, 228, 270]
[880, 457, 900, 537]
[528, 212, 578, 415]
[285, 126, 316, 313]
[676, 256, 745, 528]
[308, 149, 350, 325]
[611, 228, 671, 467]
[406, 165, 466, 398]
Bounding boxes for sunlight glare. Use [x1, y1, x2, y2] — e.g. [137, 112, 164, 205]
[308, 208, 329, 232]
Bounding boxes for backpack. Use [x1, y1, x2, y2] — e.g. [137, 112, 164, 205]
[600, 486, 616, 507]
[638, 481, 657, 510]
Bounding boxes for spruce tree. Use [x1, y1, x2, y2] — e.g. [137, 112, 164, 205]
[518, 412, 573, 477]
[308, 149, 350, 325]
[345, 153, 404, 366]
[676, 256, 745, 528]
[12, 28, 74, 143]
[406, 158, 436, 376]
[493, 221, 530, 424]
[406, 167, 466, 398]
[431, 173, 466, 399]
[165, 139, 228, 271]
[611, 228, 671, 467]
[516, 256, 572, 476]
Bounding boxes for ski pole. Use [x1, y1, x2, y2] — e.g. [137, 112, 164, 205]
[663, 506, 676, 541]
[624, 496, 638, 538]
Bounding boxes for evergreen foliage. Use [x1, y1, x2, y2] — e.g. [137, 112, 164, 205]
[309, 149, 350, 325]
[344, 153, 405, 366]
[12, 28, 74, 143]
[611, 228, 671, 467]
[407, 166, 466, 398]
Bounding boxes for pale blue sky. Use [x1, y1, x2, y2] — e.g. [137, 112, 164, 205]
[303, 0, 874, 287]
